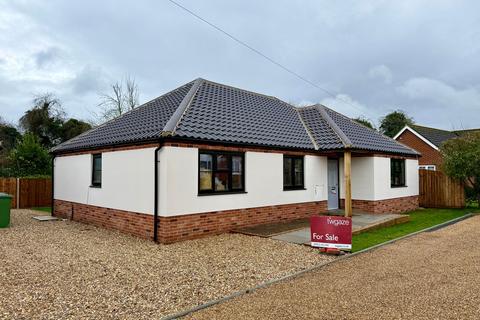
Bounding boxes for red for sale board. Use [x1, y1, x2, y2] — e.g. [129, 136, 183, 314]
[310, 216, 352, 250]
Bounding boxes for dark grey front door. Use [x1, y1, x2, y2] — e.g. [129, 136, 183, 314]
[327, 159, 339, 210]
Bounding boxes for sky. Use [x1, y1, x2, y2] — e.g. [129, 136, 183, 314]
[1, 0, 479, 130]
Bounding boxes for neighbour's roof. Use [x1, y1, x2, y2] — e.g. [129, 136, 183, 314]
[409, 125, 458, 148]
[453, 128, 480, 136]
[52, 78, 418, 156]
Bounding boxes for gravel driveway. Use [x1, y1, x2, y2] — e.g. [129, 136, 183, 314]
[0, 209, 333, 319]
[189, 215, 480, 320]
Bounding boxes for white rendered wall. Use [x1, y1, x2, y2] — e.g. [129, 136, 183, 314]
[158, 146, 328, 217]
[373, 157, 419, 200]
[339, 156, 418, 201]
[54, 148, 156, 214]
[339, 157, 375, 200]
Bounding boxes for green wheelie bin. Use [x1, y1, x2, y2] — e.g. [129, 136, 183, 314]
[0, 193, 12, 228]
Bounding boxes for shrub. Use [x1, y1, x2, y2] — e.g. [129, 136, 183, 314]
[8, 133, 51, 177]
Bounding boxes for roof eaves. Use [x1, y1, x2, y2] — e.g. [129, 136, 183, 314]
[315, 104, 352, 148]
[161, 78, 204, 137]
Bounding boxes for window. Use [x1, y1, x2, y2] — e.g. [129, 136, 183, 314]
[419, 165, 436, 171]
[283, 156, 304, 190]
[198, 151, 244, 194]
[391, 158, 406, 187]
[91, 154, 102, 187]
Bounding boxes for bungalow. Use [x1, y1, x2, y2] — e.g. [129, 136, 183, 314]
[51, 78, 419, 243]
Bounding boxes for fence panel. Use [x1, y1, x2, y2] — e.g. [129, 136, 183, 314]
[19, 178, 52, 208]
[0, 178, 52, 209]
[0, 178, 17, 208]
[419, 170, 465, 208]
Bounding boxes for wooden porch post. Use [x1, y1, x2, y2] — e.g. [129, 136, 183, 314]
[344, 150, 352, 217]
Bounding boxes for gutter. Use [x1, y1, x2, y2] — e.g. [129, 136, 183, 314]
[153, 143, 162, 242]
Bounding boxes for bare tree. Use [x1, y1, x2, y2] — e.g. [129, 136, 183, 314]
[125, 76, 139, 110]
[96, 76, 140, 123]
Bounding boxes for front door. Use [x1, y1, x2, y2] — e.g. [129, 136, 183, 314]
[327, 159, 339, 210]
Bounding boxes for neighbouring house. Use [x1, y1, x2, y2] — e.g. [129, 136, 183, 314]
[394, 125, 480, 171]
[51, 78, 420, 243]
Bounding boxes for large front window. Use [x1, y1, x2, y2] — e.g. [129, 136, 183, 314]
[391, 158, 406, 187]
[199, 151, 244, 194]
[283, 155, 304, 190]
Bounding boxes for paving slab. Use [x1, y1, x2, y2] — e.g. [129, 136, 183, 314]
[234, 218, 309, 237]
[271, 213, 408, 245]
[32, 216, 59, 222]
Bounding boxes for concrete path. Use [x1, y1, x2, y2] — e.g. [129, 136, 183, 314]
[188, 215, 480, 319]
[272, 213, 406, 244]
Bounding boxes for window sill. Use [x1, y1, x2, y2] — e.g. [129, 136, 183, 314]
[198, 191, 247, 197]
[391, 185, 408, 188]
[90, 185, 102, 188]
[283, 187, 307, 191]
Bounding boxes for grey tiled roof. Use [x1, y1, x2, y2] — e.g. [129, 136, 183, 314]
[323, 106, 419, 155]
[174, 80, 314, 149]
[411, 125, 458, 147]
[297, 105, 419, 155]
[454, 128, 480, 136]
[296, 107, 344, 150]
[51, 81, 195, 152]
[52, 78, 418, 156]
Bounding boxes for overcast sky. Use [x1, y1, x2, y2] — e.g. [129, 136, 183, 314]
[1, 0, 479, 130]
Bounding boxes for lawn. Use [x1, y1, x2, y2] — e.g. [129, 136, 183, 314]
[352, 207, 479, 252]
[31, 207, 51, 213]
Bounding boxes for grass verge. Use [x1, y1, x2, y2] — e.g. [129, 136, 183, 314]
[31, 207, 52, 213]
[352, 207, 479, 252]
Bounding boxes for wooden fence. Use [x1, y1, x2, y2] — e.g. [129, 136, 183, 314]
[419, 170, 465, 208]
[0, 178, 52, 209]
[0, 178, 17, 208]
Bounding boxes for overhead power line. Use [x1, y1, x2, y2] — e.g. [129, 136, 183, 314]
[167, 0, 374, 118]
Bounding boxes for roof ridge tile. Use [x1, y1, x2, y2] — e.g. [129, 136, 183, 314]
[162, 78, 204, 135]
[315, 104, 352, 148]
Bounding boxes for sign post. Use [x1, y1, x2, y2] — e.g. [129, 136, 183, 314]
[310, 216, 352, 251]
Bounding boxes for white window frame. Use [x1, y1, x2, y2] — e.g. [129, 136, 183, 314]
[418, 165, 436, 171]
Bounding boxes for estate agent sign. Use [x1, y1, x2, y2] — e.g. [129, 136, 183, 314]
[310, 216, 352, 250]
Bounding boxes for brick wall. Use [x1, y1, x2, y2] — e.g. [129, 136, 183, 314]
[395, 130, 442, 167]
[54, 199, 327, 243]
[158, 201, 328, 243]
[54, 199, 154, 239]
[340, 195, 419, 214]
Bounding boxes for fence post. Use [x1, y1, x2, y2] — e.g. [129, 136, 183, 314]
[16, 178, 20, 209]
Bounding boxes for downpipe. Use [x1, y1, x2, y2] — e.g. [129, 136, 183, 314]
[153, 144, 161, 242]
[51, 155, 55, 216]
